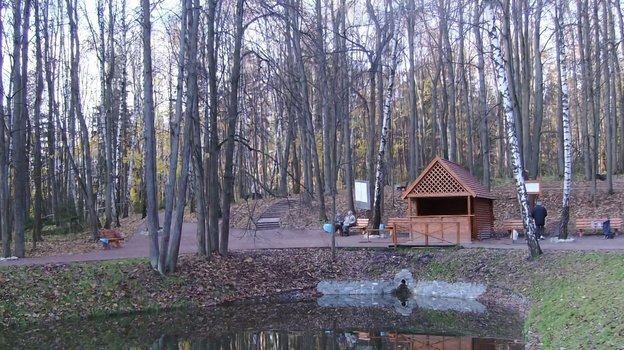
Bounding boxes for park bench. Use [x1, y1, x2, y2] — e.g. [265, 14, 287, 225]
[500, 219, 525, 235]
[576, 218, 622, 237]
[357, 218, 398, 244]
[99, 229, 125, 249]
[351, 218, 369, 234]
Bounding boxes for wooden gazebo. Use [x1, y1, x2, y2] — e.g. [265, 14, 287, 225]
[399, 157, 495, 243]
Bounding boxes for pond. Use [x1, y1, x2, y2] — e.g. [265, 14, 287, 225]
[1, 299, 525, 349]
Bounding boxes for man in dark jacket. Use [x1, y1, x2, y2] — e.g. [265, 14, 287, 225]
[531, 200, 548, 240]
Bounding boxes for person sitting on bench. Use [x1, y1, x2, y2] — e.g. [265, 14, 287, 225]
[342, 211, 356, 236]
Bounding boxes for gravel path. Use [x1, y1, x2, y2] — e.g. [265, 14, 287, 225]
[1, 222, 622, 267]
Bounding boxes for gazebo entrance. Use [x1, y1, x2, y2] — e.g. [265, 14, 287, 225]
[390, 157, 495, 246]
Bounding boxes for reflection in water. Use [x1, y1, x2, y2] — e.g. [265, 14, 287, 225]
[317, 294, 487, 316]
[1, 301, 524, 349]
[148, 331, 524, 350]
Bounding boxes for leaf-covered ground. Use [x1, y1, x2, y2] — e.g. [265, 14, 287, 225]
[5, 177, 621, 258]
[0, 247, 553, 327]
[2, 178, 624, 348]
[233, 177, 624, 233]
[2, 247, 623, 349]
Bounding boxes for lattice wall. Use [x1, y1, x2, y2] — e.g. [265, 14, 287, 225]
[411, 163, 467, 195]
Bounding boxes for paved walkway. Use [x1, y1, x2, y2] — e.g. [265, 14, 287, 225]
[1, 222, 623, 267]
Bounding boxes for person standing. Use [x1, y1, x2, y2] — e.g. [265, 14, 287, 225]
[531, 200, 548, 240]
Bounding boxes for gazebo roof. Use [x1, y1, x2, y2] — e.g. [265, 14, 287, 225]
[402, 156, 495, 199]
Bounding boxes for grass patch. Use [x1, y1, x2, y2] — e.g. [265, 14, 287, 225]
[1, 248, 624, 349]
[527, 252, 624, 349]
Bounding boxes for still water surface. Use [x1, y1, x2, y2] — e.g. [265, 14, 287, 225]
[1, 299, 525, 349]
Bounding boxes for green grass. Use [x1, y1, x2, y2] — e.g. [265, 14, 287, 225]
[527, 253, 624, 349]
[2, 249, 624, 348]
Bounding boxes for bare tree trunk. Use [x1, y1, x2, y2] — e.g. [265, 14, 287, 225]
[407, 0, 420, 179]
[11, 0, 31, 258]
[439, 0, 457, 163]
[529, 0, 544, 179]
[103, 0, 117, 228]
[590, 0, 601, 205]
[316, 0, 332, 195]
[0, 2, 9, 256]
[517, 0, 531, 175]
[206, 0, 220, 253]
[288, 0, 326, 219]
[67, 0, 99, 240]
[159, 0, 189, 273]
[33, 0, 45, 249]
[337, 0, 354, 212]
[604, 0, 614, 194]
[117, 0, 130, 220]
[44, 1, 59, 222]
[485, 0, 541, 258]
[501, 0, 523, 170]
[165, 0, 199, 272]
[556, 0, 572, 239]
[142, 0, 160, 270]
[473, 1, 490, 189]
[615, 0, 624, 172]
[578, 0, 592, 179]
[278, 107, 292, 197]
[458, 0, 473, 172]
[220, 0, 245, 255]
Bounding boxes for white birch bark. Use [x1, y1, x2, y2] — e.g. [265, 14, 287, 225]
[485, 0, 541, 257]
[557, 0, 572, 238]
[371, 39, 399, 229]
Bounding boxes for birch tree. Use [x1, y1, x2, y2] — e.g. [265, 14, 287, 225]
[485, 0, 541, 258]
[371, 5, 399, 229]
[556, 0, 572, 239]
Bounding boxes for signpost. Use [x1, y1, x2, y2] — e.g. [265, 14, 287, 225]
[354, 180, 370, 210]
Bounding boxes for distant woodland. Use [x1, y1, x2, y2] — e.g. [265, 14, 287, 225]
[1, 0, 622, 258]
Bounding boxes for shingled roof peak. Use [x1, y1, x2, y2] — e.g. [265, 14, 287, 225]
[402, 156, 494, 199]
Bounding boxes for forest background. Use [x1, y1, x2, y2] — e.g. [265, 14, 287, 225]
[0, 0, 622, 265]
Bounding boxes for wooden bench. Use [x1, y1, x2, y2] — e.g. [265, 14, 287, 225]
[358, 219, 398, 244]
[576, 218, 622, 237]
[99, 230, 125, 249]
[500, 219, 525, 235]
[351, 218, 369, 234]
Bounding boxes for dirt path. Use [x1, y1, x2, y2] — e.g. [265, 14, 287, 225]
[1, 222, 622, 267]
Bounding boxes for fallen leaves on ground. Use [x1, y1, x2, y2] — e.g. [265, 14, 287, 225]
[6, 178, 624, 258]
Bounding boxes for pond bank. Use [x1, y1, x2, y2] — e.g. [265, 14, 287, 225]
[1, 248, 623, 349]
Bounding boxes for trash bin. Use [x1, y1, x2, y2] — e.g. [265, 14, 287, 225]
[323, 223, 334, 233]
